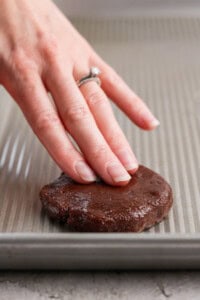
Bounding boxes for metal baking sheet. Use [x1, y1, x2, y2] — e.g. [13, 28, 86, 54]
[0, 11, 200, 269]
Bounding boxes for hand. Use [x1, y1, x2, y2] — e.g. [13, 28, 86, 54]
[0, 0, 159, 186]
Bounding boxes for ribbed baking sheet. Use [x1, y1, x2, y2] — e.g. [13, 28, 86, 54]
[0, 16, 200, 269]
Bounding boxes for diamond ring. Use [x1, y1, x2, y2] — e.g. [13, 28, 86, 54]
[77, 66, 101, 88]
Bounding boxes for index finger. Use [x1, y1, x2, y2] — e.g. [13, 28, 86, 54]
[12, 72, 97, 183]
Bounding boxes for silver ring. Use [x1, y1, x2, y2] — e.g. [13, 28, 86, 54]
[77, 66, 101, 87]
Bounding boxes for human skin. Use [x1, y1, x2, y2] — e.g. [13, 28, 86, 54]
[0, 0, 159, 186]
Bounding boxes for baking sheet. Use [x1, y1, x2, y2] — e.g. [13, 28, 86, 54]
[0, 14, 200, 269]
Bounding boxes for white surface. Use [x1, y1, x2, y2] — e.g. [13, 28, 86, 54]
[0, 271, 200, 300]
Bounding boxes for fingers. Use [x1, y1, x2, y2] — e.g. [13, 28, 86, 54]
[94, 57, 160, 130]
[45, 66, 131, 186]
[12, 72, 97, 184]
[80, 81, 138, 174]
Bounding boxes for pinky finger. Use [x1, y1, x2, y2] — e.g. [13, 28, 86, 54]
[95, 57, 160, 130]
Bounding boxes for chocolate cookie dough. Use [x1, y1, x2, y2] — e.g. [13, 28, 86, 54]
[40, 165, 173, 232]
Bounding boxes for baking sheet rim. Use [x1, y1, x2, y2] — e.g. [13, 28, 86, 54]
[1, 232, 200, 241]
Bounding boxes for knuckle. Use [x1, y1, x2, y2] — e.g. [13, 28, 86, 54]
[34, 111, 60, 133]
[126, 95, 143, 115]
[86, 90, 105, 106]
[107, 128, 126, 150]
[131, 94, 142, 106]
[91, 145, 108, 161]
[107, 132, 122, 148]
[133, 102, 144, 117]
[10, 48, 38, 79]
[63, 105, 90, 124]
[40, 35, 59, 61]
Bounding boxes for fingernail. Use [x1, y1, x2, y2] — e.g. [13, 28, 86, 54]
[107, 162, 131, 183]
[118, 149, 138, 171]
[75, 161, 96, 182]
[150, 118, 160, 129]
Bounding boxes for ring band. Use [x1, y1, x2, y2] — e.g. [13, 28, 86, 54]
[77, 77, 101, 87]
[77, 66, 101, 87]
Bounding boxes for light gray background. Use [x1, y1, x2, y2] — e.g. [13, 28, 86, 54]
[0, 271, 200, 300]
[54, 0, 200, 17]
